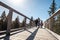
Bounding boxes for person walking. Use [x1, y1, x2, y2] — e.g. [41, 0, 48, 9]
[35, 19, 38, 27]
[40, 20, 43, 28]
[37, 18, 40, 27]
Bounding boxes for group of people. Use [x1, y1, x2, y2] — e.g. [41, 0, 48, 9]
[35, 19, 43, 28]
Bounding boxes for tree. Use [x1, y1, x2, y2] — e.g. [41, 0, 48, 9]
[0, 18, 3, 30]
[48, 0, 56, 32]
[14, 16, 20, 28]
[1, 11, 6, 20]
[0, 11, 7, 30]
[22, 17, 26, 27]
[48, 0, 56, 16]
[3, 17, 7, 30]
[38, 17, 40, 22]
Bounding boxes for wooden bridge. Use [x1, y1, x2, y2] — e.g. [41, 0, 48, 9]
[0, 1, 60, 40]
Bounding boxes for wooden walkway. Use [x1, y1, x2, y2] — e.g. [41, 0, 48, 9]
[1, 27, 57, 40]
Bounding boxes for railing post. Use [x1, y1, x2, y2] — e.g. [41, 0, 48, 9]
[22, 17, 27, 29]
[30, 17, 33, 27]
[6, 9, 13, 36]
[24, 17, 26, 27]
[22, 17, 27, 28]
[48, 20, 50, 29]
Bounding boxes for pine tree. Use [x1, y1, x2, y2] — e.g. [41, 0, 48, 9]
[48, 0, 56, 16]
[22, 17, 26, 27]
[14, 16, 20, 28]
[0, 11, 7, 30]
[48, 0, 57, 31]
[1, 11, 6, 20]
[38, 17, 40, 22]
[0, 18, 3, 30]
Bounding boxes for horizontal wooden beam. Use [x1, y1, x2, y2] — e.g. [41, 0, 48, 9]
[0, 1, 31, 20]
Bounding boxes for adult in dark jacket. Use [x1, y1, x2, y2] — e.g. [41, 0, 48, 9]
[35, 19, 38, 27]
[40, 20, 43, 28]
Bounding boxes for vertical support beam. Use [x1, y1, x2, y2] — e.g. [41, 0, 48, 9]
[30, 17, 33, 27]
[24, 17, 26, 27]
[22, 17, 27, 29]
[32, 21, 34, 27]
[6, 9, 13, 36]
[49, 19, 51, 29]
[30, 20, 32, 27]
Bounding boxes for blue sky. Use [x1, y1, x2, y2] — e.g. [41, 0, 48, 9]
[0, 0, 60, 22]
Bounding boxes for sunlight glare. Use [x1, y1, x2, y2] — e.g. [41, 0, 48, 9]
[8, 0, 25, 5]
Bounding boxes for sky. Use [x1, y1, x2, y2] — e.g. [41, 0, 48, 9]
[0, 0, 60, 22]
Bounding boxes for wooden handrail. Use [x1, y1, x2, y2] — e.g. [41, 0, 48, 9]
[0, 1, 31, 20]
[46, 9, 60, 21]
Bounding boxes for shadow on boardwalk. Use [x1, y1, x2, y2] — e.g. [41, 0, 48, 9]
[0, 28, 34, 40]
[3, 29, 24, 40]
[26, 27, 39, 40]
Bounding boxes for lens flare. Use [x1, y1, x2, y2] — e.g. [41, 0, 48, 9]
[8, 0, 25, 5]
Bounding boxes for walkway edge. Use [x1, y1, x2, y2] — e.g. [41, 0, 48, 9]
[46, 28, 60, 40]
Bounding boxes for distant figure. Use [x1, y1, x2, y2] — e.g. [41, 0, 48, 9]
[37, 18, 40, 27]
[35, 18, 40, 27]
[35, 19, 38, 27]
[40, 20, 43, 28]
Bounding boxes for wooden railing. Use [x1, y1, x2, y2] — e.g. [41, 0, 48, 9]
[0, 1, 35, 37]
[44, 9, 60, 35]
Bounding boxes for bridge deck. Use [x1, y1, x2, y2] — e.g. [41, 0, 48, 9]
[1, 27, 57, 40]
